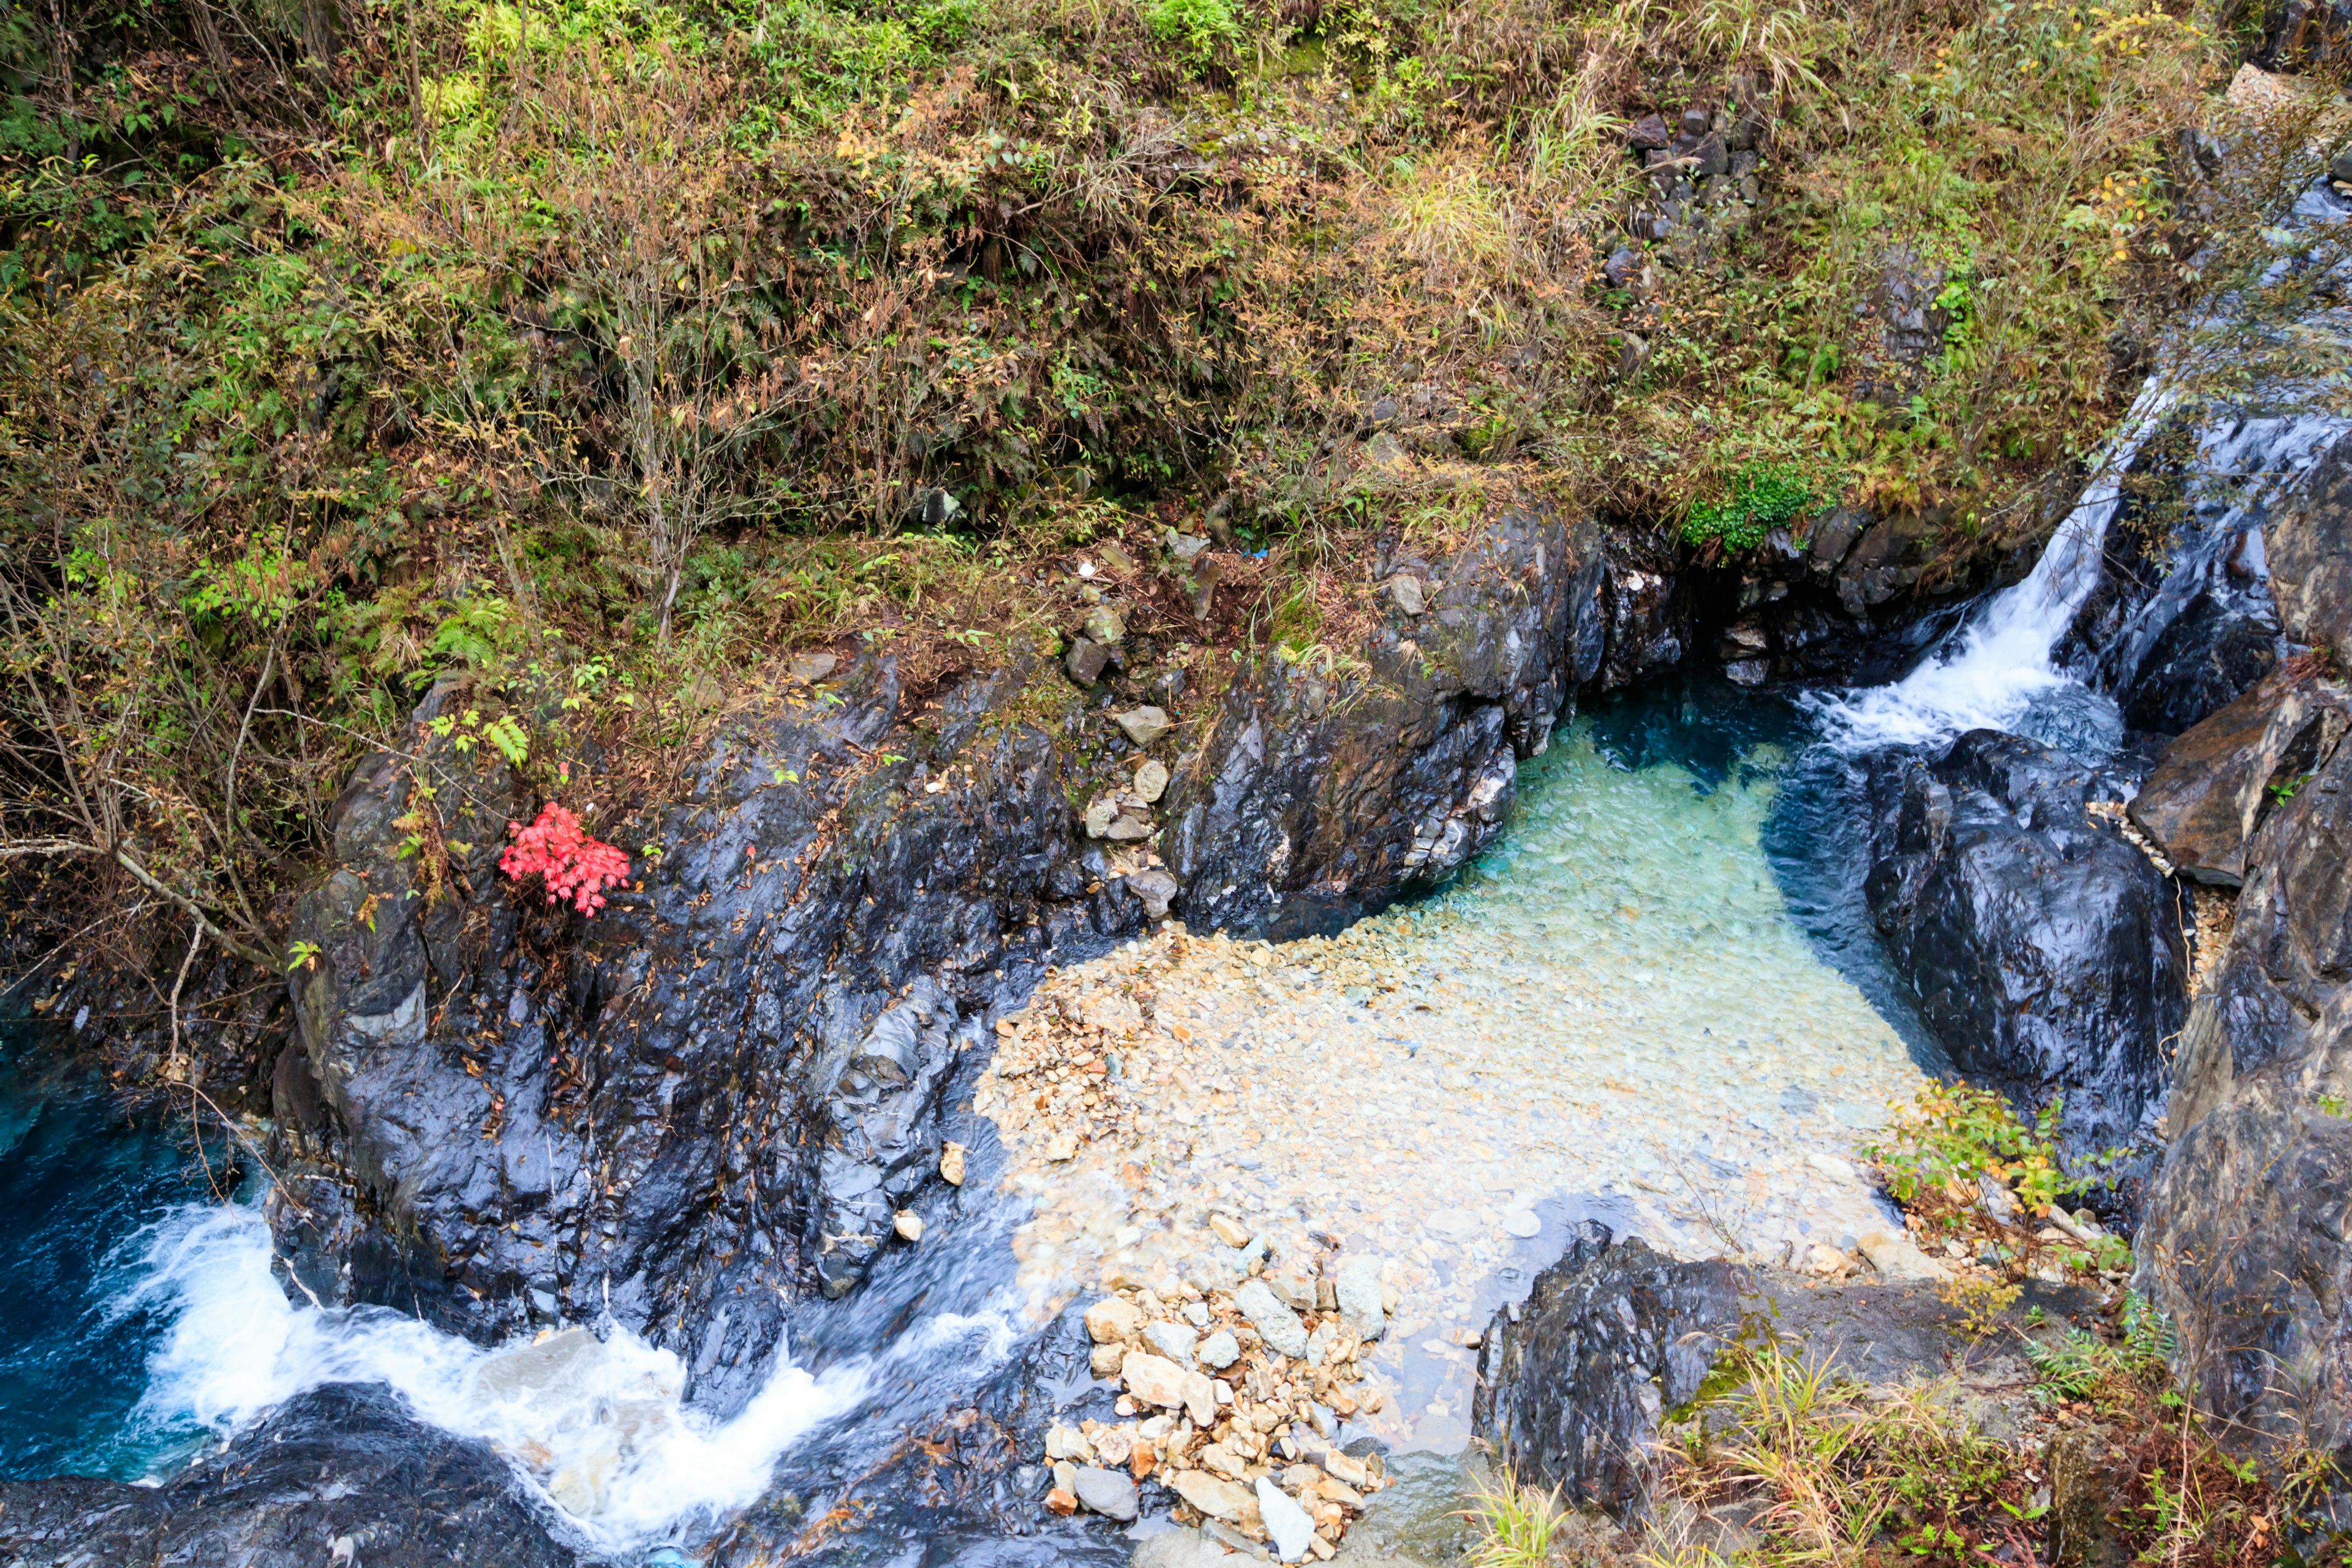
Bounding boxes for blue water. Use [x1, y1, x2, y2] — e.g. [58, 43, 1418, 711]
[0, 1029, 224, 1479]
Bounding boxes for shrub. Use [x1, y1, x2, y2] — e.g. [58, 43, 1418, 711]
[499, 804, 630, 916]
[1681, 461, 1825, 553]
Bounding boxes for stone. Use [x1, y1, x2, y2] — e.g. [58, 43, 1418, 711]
[1103, 810, 1154, 842]
[1084, 605, 1127, 647]
[2129, 670, 2347, 886]
[1127, 868, 1180, 919]
[1045, 1423, 1090, 1461]
[1387, 574, 1425, 616]
[939, 1141, 965, 1185]
[1627, 113, 1672, 149]
[1145, 1321, 1200, 1366]
[1256, 1474, 1316, 1562]
[1855, 1229, 1954, 1283]
[1169, 1469, 1252, 1523]
[1121, 1350, 1189, 1409]
[1098, 542, 1137, 576]
[1304, 1322, 1337, 1369]
[2141, 723, 2352, 1497]
[787, 651, 838, 684]
[1197, 1329, 1240, 1370]
[1865, 730, 2188, 1202]
[892, 1210, 923, 1242]
[1335, 1257, 1387, 1340]
[1087, 1297, 1144, 1344]
[1091, 1342, 1126, 1378]
[1501, 1209, 1542, 1238]
[1074, 1464, 1140, 1521]
[1268, 1270, 1317, 1311]
[1066, 636, 1110, 685]
[1045, 1131, 1079, 1162]
[1165, 529, 1212, 562]
[1085, 797, 1119, 838]
[1474, 1224, 1746, 1520]
[1208, 1214, 1252, 1247]
[1134, 760, 1172, 802]
[1679, 104, 1711, 135]
[1116, 706, 1172, 747]
[1045, 1486, 1077, 1516]
[1235, 1280, 1310, 1360]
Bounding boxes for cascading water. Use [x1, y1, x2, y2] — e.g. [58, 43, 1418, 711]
[1804, 383, 2173, 753]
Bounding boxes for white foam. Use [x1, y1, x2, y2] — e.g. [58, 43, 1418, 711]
[108, 1200, 899, 1551]
[1807, 383, 2171, 752]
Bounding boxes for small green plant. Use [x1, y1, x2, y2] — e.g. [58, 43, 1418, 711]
[1864, 1082, 2090, 1227]
[426, 708, 532, 767]
[1461, 1465, 1565, 1568]
[1143, 0, 1242, 67]
[285, 940, 322, 973]
[1681, 461, 1827, 553]
[2024, 1291, 2175, 1402]
[2271, 771, 2313, 804]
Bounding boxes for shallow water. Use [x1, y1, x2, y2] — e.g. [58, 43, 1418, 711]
[976, 679, 1933, 1453]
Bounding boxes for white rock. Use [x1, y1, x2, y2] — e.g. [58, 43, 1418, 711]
[1235, 1280, 1310, 1359]
[1256, 1473, 1317, 1561]
[1197, 1329, 1240, 1370]
[1144, 1320, 1199, 1366]
[1335, 1256, 1387, 1340]
[1087, 1297, 1144, 1343]
[894, 1210, 924, 1242]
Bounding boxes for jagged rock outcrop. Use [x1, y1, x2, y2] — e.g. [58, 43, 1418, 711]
[2128, 666, 2350, 886]
[1865, 731, 2189, 1197]
[1471, 1224, 1746, 1521]
[2139, 705, 2352, 1507]
[269, 507, 1658, 1400]
[1165, 511, 1605, 938]
[0, 1383, 580, 1567]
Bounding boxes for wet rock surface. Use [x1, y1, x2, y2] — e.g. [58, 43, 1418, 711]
[1865, 729, 2188, 1197]
[2140, 709, 2352, 1496]
[2127, 667, 2350, 887]
[1471, 1224, 1746, 1521]
[0, 1383, 581, 1568]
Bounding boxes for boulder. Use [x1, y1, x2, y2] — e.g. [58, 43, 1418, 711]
[2140, 717, 2352, 1495]
[1472, 1223, 1746, 1521]
[1865, 731, 2188, 1197]
[2262, 424, 2352, 657]
[0, 1383, 579, 1568]
[2128, 668, 2350, 886]
[1164, 509, 1607, 938]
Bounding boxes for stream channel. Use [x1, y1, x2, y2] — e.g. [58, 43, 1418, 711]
[0, 529, 2120, 1561]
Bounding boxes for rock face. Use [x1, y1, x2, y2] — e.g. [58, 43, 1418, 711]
[1865, 730, 2188, 1192]
[1471, 1223, 1746, 1521]
[1164, 511, 1606, 937]
[2139, 710, 2352, 1492]
[2128, 668, 2350, 886]
[0, 1383, 579, 1567]
[274, 507, 1712, 1398]
[273, 665, 1131, 1400]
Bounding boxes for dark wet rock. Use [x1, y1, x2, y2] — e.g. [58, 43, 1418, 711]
[1865, 730, 2188, 1197]
[0, 1383, 579, 1568]
[272, 663, 1141, 1402]
[2140, 715, 2352, 1497]
[1837, 512, 1941, 618]
[1472, 1223, 1746, 1521]
[1600, 557, 1688, 691]
[1166, 510, 1607, 937]
[2128, 668, 2350, 886]
[2046, 1425, 2135, 1568]
[2264, 429, 2352, 657]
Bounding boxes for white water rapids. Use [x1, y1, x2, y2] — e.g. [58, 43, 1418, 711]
[111, 1199, 1015, 1555]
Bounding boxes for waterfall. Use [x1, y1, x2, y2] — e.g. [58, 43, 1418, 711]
[1806, 386, 2172, 753]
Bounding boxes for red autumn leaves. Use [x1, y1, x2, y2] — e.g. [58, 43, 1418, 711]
[499, 803, 630, 916]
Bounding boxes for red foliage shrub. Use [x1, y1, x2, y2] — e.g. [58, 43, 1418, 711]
[499, 803, 630, 916]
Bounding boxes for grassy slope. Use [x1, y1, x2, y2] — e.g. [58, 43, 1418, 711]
[0, 0, 2242, 973]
